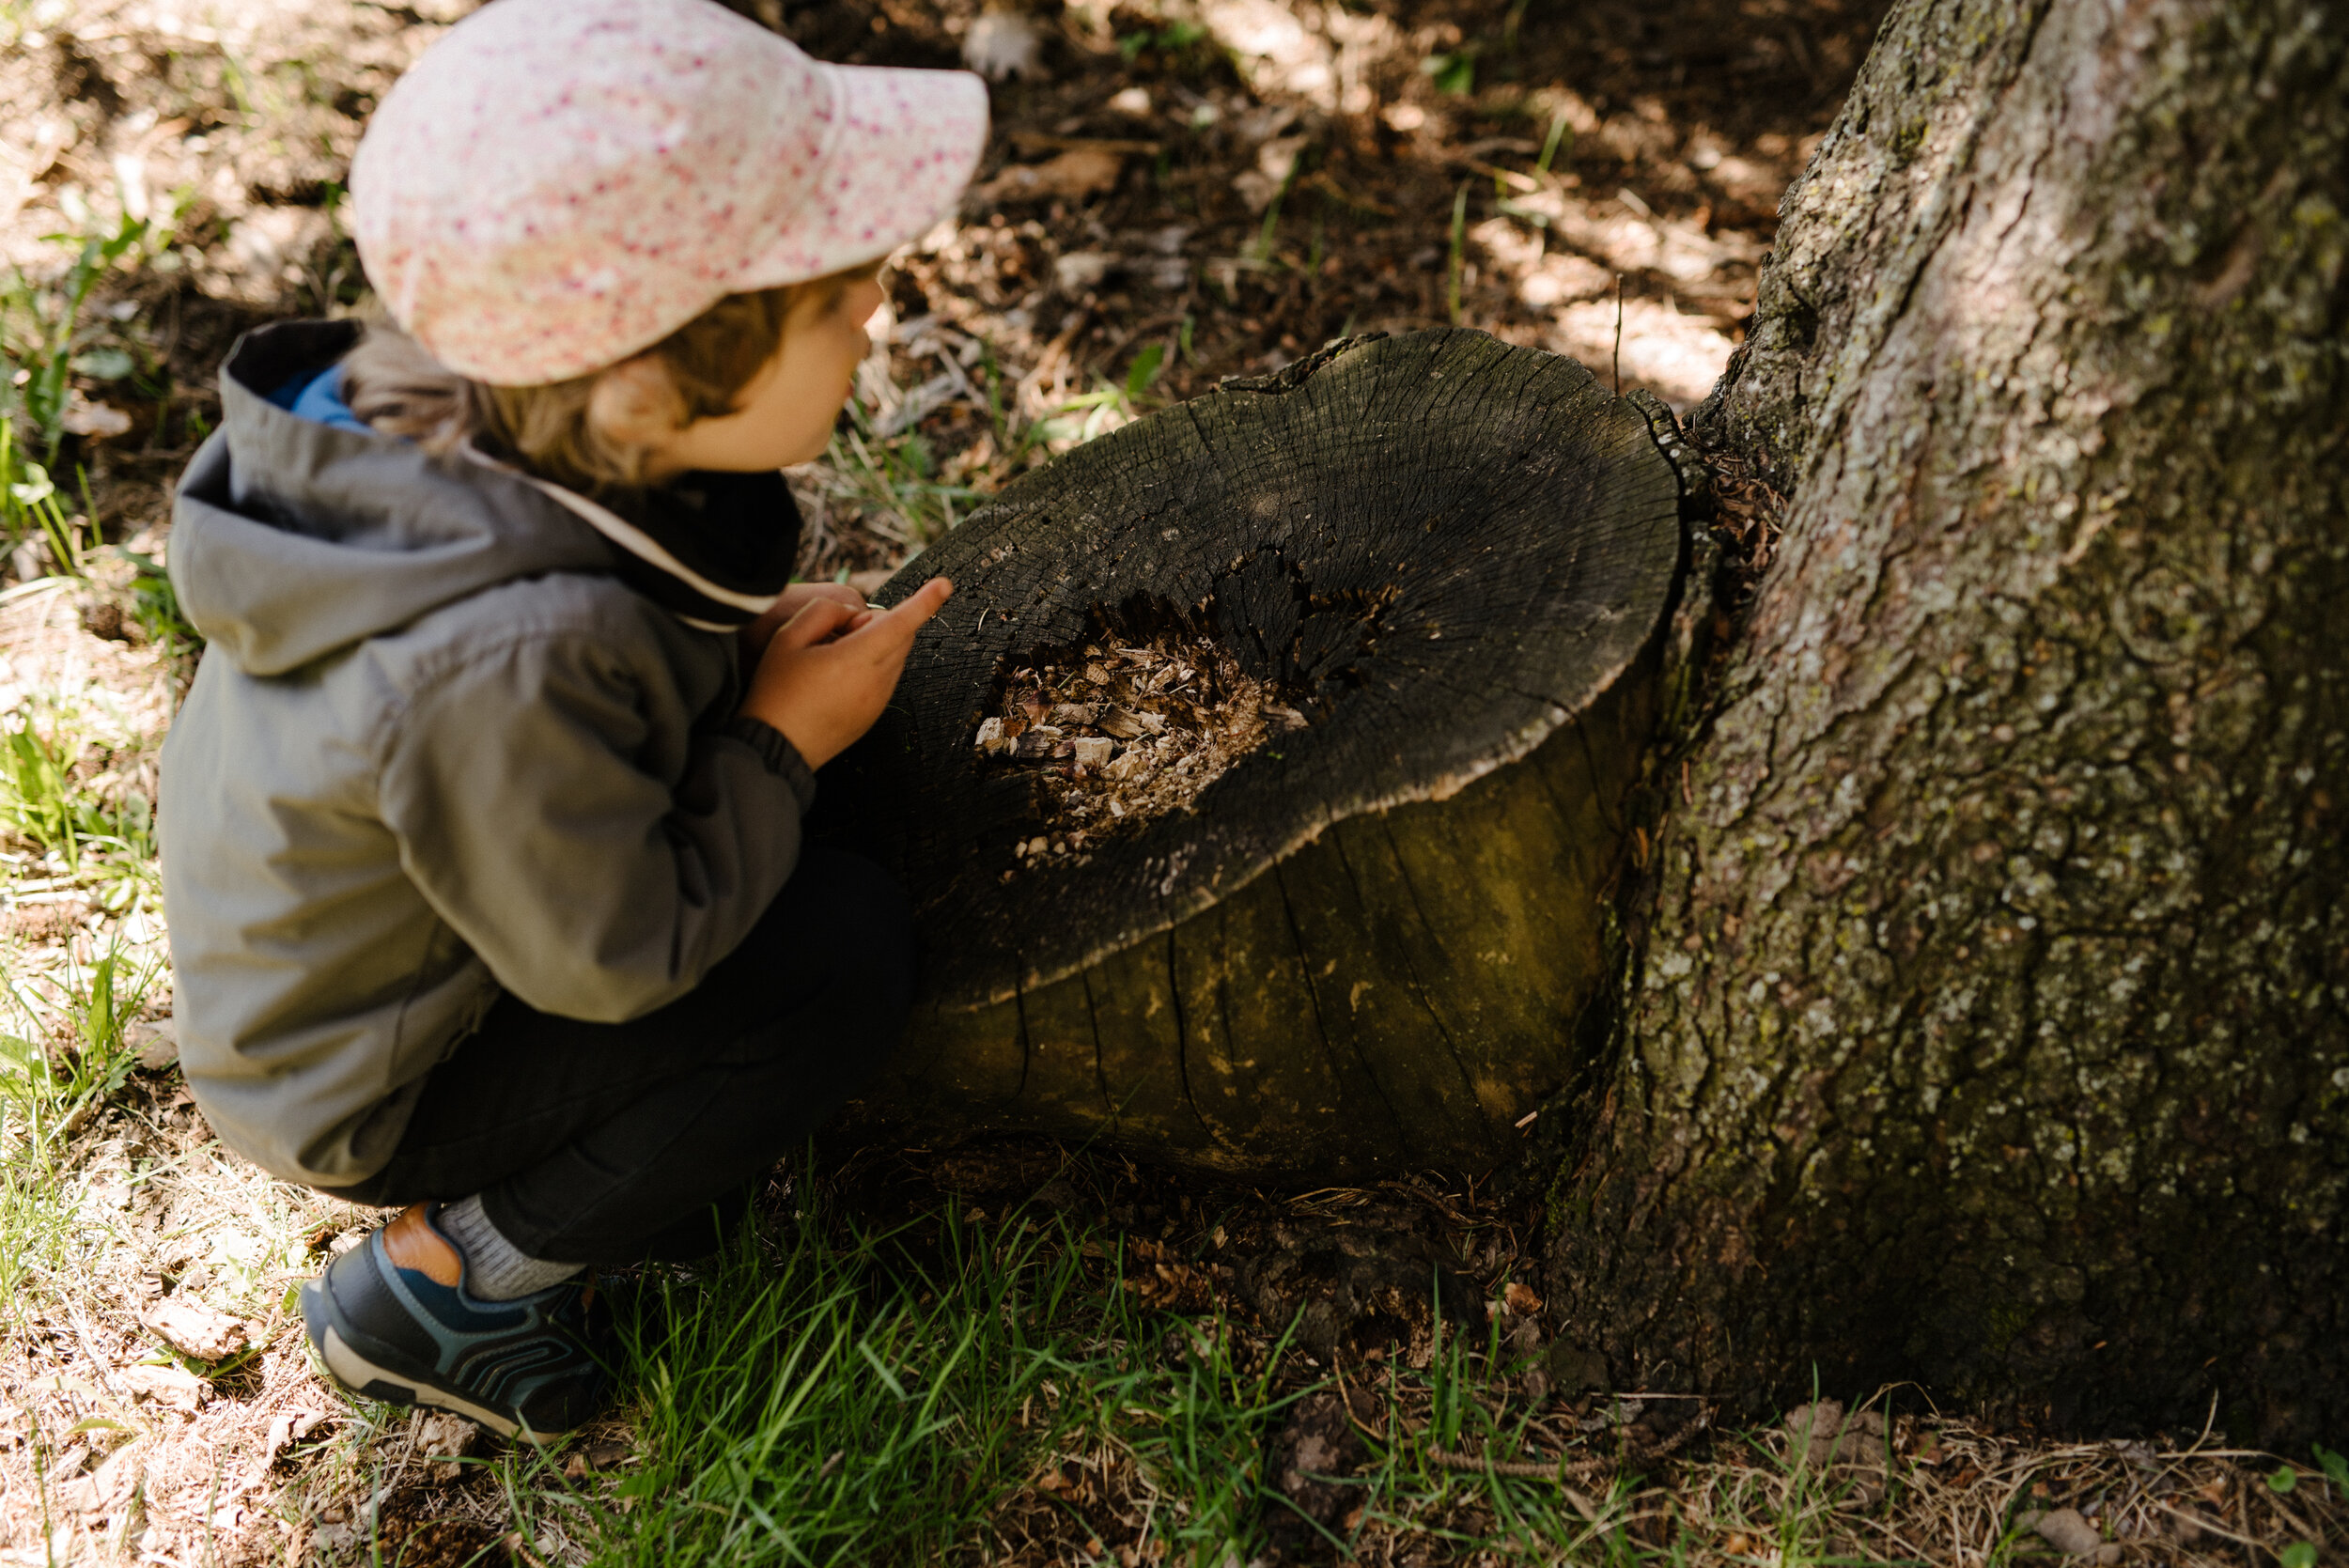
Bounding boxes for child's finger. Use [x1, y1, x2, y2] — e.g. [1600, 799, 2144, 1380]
[854, 578, 955, 652]
[772, 598, 860, 652]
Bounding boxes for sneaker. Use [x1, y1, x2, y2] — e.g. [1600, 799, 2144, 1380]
[300, 1203, 609, 1440]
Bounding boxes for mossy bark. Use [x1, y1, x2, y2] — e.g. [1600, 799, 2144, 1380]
[1545, 0, 2349, 1444]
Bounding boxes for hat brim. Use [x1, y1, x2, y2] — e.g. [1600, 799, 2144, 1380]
[739, 62, 990, 289]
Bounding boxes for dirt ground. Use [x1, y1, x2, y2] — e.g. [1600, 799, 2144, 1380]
[8, 0, 2342, 1564]
[2, 0, 1882, 575]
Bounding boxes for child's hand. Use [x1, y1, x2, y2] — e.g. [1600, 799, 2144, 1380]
[739, 578, 955, 768]
[739, 582, 869, 661]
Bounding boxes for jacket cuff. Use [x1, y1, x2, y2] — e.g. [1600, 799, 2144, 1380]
[721, 716, 817, 811]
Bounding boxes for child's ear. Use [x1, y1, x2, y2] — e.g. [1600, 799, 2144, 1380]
[587, 355, 687, 447]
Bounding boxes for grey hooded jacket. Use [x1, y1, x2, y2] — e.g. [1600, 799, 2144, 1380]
[160, 320, 815, 1188]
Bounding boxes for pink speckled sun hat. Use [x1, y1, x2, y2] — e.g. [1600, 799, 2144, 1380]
[350, 0, 988, 386]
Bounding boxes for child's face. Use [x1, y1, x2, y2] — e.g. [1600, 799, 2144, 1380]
[641, 271, 887, 474]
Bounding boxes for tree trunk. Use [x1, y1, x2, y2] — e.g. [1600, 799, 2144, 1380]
[1544, 0, 2349, 1446]
[826, 331, 1690, 1179]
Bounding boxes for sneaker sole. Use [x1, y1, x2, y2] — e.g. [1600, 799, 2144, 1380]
[302, 1278, 535, 1440]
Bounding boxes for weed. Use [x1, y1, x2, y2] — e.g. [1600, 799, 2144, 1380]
[1117, 19, 1206, 64]
[117, 547, 204, 660]
[1421, 47, 1479, 97]
[0, 691, 162, 911]
[1536, 107, 1575, 179]
[1, 193, 187, 565]
[1125, 342, 1168, 404]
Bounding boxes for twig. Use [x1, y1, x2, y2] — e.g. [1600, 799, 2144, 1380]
[1424, 1406, 1711, 1483]
[1611, 275, 1624, 395]
[2150, 1498, 2263, 1549]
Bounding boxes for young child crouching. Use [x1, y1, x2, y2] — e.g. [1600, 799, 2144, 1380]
[158, 0, 987, 1438]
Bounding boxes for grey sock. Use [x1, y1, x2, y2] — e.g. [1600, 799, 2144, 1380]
[437, 1194, 583, 1300]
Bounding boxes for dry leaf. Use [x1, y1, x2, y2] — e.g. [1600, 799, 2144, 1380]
[962, 5, 1047, 82]
[60, 393, 132, 439]
[972, 147, 1125, 204]
[416, 1408, 477, 1483]
[2033, 1508, 2105, 1558]
[120, 1362, 207, 1413]
[143, 1298, 248, 1361]
[127, 1015, 178, 1071]
[1503, 1281, 1543, 1315]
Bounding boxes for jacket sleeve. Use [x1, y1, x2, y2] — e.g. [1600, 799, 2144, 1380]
[374, 625, 815, 1023]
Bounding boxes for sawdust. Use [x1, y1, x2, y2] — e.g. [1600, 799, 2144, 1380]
[976, 629, 1307, 862]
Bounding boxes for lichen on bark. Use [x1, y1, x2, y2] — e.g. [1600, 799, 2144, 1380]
[1549, 0, 2349, 1442]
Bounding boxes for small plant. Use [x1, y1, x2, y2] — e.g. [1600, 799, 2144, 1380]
[118, 547, 204, 660]
[0, 694, 161, 910]
[1125, 342, 1168, 404]
[1, 199, 179, 463]
[1446, 180, 1471, 325]
[1117, 19, 1206, 62]
[1420, 46, 1478, 97]
[1, 188, 186, 567]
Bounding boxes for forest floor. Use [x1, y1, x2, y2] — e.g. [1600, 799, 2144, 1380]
[1, 0, 2344, 1563]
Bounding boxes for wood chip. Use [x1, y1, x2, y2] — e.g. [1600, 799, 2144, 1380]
[977, 629, 1309, 862]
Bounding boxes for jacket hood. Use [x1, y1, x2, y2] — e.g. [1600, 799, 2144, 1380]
[171, 319, 620, 675]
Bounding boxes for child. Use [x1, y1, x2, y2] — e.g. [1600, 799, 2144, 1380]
[157, 0, 988, 1438]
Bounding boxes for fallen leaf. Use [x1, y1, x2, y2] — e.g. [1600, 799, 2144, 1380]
[2034, 1507, 2104, 1558]
[962, 5, 1047, 82]
[60, 392, 132, 439]
[143, 1298, 249, 1362]
[416, 1408, 477, 1483]
[126, 1015, 178, 1071]
[120, 1362, 206, 1413]
[1504, 1281, 1543, 1315]
[972, 147, 1125, 204]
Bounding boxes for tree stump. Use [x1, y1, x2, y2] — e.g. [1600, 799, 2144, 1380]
[824, 330, 1688, 1180]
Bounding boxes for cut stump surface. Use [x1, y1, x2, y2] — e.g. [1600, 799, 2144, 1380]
[826, 330, 1687, 1179]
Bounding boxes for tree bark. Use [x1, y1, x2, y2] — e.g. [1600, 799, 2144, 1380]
[1545, 0, 2349, 1445]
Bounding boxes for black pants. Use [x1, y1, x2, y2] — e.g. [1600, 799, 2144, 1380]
[324, 847, 913, 1264]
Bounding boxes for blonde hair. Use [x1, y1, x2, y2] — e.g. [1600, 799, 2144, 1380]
[342, 271, 861, 493]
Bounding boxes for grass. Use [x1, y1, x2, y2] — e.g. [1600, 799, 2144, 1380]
[0, 685, 164, 916]
[537, 1194, 1294, 1566]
